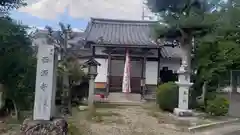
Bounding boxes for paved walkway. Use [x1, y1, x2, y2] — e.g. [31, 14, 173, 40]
[194, 123, 240, 135]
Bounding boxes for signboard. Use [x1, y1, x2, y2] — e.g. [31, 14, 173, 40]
[33, 45, 56, 120]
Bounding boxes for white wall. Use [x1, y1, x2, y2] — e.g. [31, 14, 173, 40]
[160, 59, 181, 73]
[95, 58, 108, 82]
[145, 60, 181, 85]
[146, 61, 158, 85]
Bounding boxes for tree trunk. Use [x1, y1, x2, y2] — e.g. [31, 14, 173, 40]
[11, 99, 19, 120]
[181, 39, 192, 74]
[62, 73, 70, 115]
[201, 81, 207, 104]
[0, 84, 6, 110]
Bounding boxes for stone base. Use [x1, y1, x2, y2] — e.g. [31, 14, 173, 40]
[174, 108, 193, 117]
[20, 117, 68, 135]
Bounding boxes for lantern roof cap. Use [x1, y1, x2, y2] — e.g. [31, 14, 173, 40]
[84, 57, 101, 66]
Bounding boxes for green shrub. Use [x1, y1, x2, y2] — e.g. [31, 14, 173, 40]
[206, 96, 229, 116]
[156, 82, 179, 112]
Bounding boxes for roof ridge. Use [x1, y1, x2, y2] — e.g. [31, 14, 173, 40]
[91, 17, 157, 24]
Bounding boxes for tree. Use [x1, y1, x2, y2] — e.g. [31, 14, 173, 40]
[194, 2, 240, 95]
[45, 23, 84, 115]
[0, 0, 26, 13]
[147, 0, 226, 14]
[0, 17, 36, 118]
[148, 0, 240, 106]
[147, 0, 222, 106]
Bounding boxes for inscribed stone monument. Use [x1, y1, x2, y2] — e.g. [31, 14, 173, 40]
[33, 44, 57, 120]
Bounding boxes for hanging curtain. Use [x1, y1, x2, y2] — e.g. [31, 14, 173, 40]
[122, 48, 131, 93]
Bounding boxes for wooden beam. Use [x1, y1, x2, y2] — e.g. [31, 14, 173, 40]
[78, 55, 181, 62]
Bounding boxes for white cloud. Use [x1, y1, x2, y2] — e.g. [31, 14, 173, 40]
[19, 0, 144, 20]
[72, 28, 84, 32]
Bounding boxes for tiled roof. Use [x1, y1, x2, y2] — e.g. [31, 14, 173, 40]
[85, 18, 159, 47]
[161, 46, 182, 58]
[84, 18, 182, 58]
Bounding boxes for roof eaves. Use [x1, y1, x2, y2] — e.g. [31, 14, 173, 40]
[92, 43, 160, 49]
[91, 17, 158, 24]
[84, 19, 94, 41]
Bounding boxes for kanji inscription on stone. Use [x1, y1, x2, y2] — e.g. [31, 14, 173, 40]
[33, 45, 56, 121]
[40, 82, 48, 91]
[183, 99, 186, 103]
[41, 56, 50, 63]
[40, 69, 48, 76]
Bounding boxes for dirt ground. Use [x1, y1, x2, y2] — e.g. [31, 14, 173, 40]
[2, 102, 235, 135]
[69, 103, 194, 135]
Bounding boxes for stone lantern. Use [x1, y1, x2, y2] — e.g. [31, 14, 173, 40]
[174, 60, 193, 116]
[84, 58, 101, 107]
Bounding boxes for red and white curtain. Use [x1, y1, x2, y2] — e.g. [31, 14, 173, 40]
[122, 49, 131, 93]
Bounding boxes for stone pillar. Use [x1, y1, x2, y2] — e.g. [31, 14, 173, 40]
[33, 44, 56, 120]
[88, 75, 95, 107]
[174, 62, 193, 116]
[20, 44, 68, 135]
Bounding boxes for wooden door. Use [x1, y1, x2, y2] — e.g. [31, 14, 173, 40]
[109, 59, 141, 93]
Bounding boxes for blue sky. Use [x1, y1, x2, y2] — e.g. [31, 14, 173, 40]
[8, 0, 144, 31]
[10, 9, 88, 30]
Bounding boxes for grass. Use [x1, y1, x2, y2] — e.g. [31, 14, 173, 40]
[72, 103, 123, 123]
[142, 102, 192, 128]
[143, 102, 220, 128]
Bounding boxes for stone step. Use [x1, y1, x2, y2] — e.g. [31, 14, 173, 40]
[107, 93, 142, 103]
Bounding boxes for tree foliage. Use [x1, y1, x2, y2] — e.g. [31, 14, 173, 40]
[148, 0, 240, 104]
[193, 4, 240, 90]
[45, 23, 85, 85]
[0, 0, 26, 12]
[147, 0, 226, 14]
[46, 23, 85, 114]
[0, 17, 36, 111]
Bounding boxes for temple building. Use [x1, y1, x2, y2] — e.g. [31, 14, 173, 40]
[33, 18, 183, 99]
[81, 18, 182, 98]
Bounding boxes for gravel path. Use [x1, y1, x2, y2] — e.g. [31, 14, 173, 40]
[3, 104, 240, 135]
[74, 105, 192, 135]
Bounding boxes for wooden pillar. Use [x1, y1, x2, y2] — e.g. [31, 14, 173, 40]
[92, 46, 96, 57]
[140, 49, 147, 98]
[141, 55, 147, 98]
[106, 48, 112, 97]
[157, 48, 161, 85]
